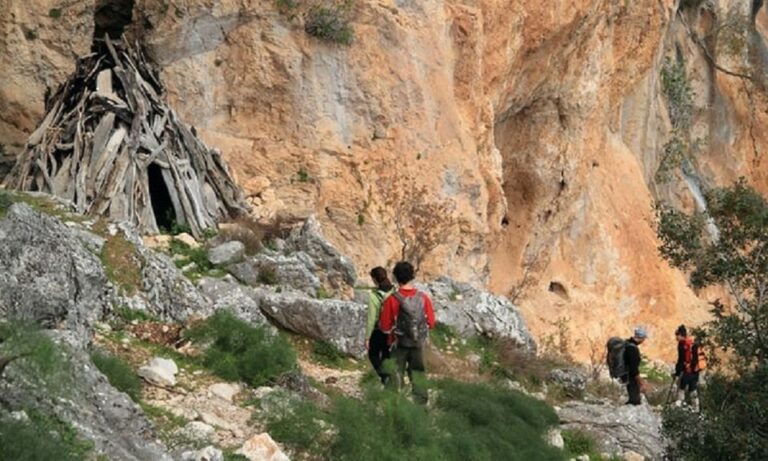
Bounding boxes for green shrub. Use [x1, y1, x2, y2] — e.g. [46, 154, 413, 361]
[655, 133, 688, 183]
[429, 322, 458, 351]
[48, 8, 62, 18]
[168, 239, 216, 279]
[297, 167, 310, 182]
[311, 340, 345, 367]
[258, 267, 279, 285]
[0, 410, 94, 461]
[0, 321, 72, 393]
[185, 311, 297, 386]
[661, 58, 693, 131]
[269, 379, 565, 461]
[562, 429, 621, 460]
[304, 6, 354, 45]
[0, 190, 14, 218]
[91, 350, 142, 402]
[114, 306, 156, 323]
[24, 29, 37, 40]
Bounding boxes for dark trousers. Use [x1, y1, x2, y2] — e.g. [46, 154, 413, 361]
[626, 377, 642, 405]
[392, 345, 428, 404]
[679, 372, 699, 392]
[367, 329, 391, 383]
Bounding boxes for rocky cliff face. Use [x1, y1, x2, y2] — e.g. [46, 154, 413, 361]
[4, 0, 768, 360]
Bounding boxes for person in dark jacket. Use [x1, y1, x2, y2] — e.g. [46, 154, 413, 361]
[673, 324, 700, 412]
[366, 267, 395, 384]
[624, 326, 647, 405]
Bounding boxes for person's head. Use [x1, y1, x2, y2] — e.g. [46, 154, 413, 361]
[675, 324, 687, 341]
[369, 266, 392, 291]
[633, 326, 648, 344]
[392, 261, 415, 285]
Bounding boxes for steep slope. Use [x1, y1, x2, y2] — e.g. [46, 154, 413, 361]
[3, 0, 768, 360]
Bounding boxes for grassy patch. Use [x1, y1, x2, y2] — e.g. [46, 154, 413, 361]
[139, 402, 190, 448]
[0, 410, 94, 461]
[640, 360, 670, 384]
[563, 429, 622, 461]
[269, 379, 566, 460]
[185, 311, 298, 386]
[0, 321, 73, 393]
[0, 190, 14, 218]
[91, 350, 142, 402]
[311, 340, 346, 367]
[168, 239, 217, 280]
[113, 306, 157, 324]
[101, 232, 142, 295]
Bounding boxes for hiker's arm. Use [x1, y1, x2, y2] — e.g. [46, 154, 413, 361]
[379, 296, 396, 333]
[424, 295, 436, 329]
[366, 291, 380, 339]
[674, 342, 685, 377]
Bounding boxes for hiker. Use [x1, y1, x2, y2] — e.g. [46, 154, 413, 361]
[366, 266, 395, 383]
[606, 326, 647, 405]
[672, 324, 701, 412]
[379, 261, 435, 403]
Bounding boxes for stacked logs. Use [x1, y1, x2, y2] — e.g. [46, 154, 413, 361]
[4, 36, 247, 237]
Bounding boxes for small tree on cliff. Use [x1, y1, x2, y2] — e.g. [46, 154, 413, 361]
[656, 178, 768, 460]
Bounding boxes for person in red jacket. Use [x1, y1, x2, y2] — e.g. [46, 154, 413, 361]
[379, 261, 435, 403]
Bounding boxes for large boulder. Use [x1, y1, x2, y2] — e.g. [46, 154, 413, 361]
[557, 401, 664, 460]
[228, 251, 321, 296]
[0, 203, 110, 341]
[196, 276, 269, 326]
[208, 241, 245, 266]
[117, 223, 212, 321]
[285, 216, 357, 290]
[422, 278, 536, 352]
[256, 288, 366, 356]
[0, 331, 172, 461]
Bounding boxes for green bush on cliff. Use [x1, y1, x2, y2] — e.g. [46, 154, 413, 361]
[661, 57, 693, 131]
[0, 410, 94, 461]
[304, 5, 354, 45]
[268, 379, 566, 460]
[185, 310, 297, 386]
[91, 350, 142, 402]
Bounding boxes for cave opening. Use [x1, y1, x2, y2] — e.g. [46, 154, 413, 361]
[93, 0, 135, 42]
[147, 163, 177, 231]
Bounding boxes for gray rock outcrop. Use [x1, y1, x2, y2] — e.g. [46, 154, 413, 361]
[0, 203, 110, 341]
[228, 251, 322, 296]
[423, 278, 536, 352]
[285, 216, 357, 289]
[196, 276, 269, 326]
[117, 222, 212, 321]
[257, 288, 366, 356]
[557, 401, 664, 460]
[208, 241, 245, 266]
[0, 331, 172, 461]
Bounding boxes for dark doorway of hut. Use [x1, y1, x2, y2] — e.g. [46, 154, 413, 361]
[94, 0, 135, 43]
[147, 163, 177, 233]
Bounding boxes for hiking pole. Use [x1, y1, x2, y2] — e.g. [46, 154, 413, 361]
[664, 376, 677, 406]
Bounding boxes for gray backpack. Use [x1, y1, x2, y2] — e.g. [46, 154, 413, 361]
[393, 291, 429, 348]
[606, 337, 636, 379]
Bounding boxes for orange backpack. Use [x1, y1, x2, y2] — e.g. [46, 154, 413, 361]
[683, 337, 707, 373]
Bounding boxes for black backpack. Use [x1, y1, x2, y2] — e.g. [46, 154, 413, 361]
[606, 337, 637, 379]
[393, 291, 429, 348]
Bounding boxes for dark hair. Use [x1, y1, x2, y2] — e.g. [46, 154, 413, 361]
[675, 324, 687, 337]
[392, 261, 415, 285]
[369, 266, 393, 291]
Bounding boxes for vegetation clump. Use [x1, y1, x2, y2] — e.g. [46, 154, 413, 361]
[0, 410, 94, 461]
[91, 350, 142, 402]
[100, 231, 143, 295]
[656, 179, 768, 459]
[269, 379, 566, 460]
[185, 311, 297, 386]
[304, 5, 354, 45]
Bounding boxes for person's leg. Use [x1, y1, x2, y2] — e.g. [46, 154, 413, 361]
[391, 345, 408, 392]
[676, 375, 686, 406]
[627, 378, 642, 405]
[688, 373, 700, 412]
[408, 347, 428, 404]
[368, 330, 389, 383]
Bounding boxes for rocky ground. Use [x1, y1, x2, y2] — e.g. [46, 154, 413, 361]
[0, 191, 668, 461]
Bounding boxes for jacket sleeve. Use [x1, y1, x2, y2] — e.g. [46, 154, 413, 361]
[379, 295, 398, 333]
[423, 294, 436, 329]
[675, 341, 685, 376]
[626, 344, 641, 378]
[366, 291, 381, 339]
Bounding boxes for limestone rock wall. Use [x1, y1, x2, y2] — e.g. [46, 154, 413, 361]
[4, 0, 768, 360]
